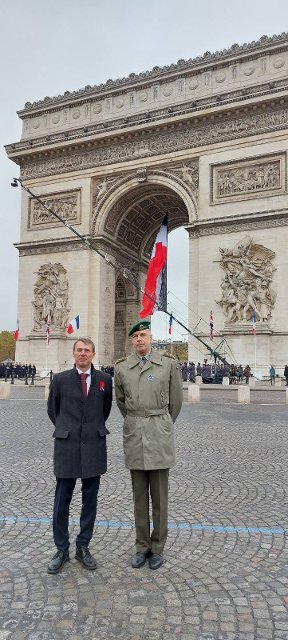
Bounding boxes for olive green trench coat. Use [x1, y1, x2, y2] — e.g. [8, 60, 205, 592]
[114, 351, 183, 470]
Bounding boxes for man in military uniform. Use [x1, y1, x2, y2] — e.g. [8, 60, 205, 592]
[114, 320, 183, 570]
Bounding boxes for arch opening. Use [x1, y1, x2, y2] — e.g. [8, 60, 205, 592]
[96, 180, 191, 360]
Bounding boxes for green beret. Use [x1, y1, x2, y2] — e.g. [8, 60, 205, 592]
[128, 320, 151, 336]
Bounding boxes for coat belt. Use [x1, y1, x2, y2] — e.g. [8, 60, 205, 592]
[126, 408, 168, 417]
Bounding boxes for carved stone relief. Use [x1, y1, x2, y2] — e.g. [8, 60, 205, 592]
[32, 262, 70, 331]
[22, 33, 288, 113]
[212, 155, 285, 203]
[216, 236, 276, 323]
[29, 190, 81, 229]
[168, 162, 199, 200]
[20, 104, 288, 180]
[92, 177, 121, 210]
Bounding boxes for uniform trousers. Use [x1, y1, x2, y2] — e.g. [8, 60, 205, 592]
[130, 469, 169, 555]
[53, 476, 100, 551]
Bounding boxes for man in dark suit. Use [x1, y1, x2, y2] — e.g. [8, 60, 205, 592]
[47, 337, 112, 574]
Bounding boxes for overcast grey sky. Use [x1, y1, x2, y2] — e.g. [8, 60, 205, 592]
[1, 0, 287, 339]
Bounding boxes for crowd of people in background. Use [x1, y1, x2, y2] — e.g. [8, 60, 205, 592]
[0, 362, 37, 380]
[180, 360, 288, 385]
[2, 360, 288, 386]
[179, 360, 252, 384]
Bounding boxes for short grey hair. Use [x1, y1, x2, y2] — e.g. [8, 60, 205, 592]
[73, 337, 95, 353]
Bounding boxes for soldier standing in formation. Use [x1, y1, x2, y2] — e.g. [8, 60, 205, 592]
[114, 320, 183, 570]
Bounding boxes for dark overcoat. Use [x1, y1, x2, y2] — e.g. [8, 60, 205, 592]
[47, 364, 112, 479]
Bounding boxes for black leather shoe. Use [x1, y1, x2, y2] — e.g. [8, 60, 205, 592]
[75, 546, 97, 570]
[47, 549, 69, 574]
[131, 552, 149, 568]
[149, 553, 164, 570]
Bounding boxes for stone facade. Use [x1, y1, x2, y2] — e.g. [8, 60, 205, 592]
[6, 32, 288, 373]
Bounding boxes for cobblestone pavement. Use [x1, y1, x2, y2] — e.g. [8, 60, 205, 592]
[1, 392, 288, 639]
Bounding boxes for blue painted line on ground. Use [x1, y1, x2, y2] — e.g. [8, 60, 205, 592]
[0, 515, 287, 535]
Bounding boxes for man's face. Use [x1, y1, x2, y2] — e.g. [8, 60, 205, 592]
[132, 329, 152, 357]
[73, 341, 95, 371]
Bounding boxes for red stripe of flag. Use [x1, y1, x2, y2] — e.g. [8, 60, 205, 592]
[140, 214, 168, 318]
[13, 320, 19, 342]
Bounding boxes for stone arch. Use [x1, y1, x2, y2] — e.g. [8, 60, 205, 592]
[91, 168, 198, 242]
[92, 169, 193, 360]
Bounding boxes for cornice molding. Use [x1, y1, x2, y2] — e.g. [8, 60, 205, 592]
[187, 209, 288, 237]
[6, 80, 288, 158]
[15, 236, 87, 256]
[14, 233, 149, 269]
[18, 32, 288, 113]
[12, 99, 288, 180]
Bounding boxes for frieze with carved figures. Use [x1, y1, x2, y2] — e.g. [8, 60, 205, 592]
[32, 262, 70, 331]
[216, 237, 276, 324]
[28, 190, 81, 229]
[212, 155, 286, 204]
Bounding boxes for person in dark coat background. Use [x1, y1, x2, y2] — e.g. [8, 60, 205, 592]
[47, 337, 112, 574]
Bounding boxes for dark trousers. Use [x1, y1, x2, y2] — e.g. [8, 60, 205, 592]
[53, 476, 100, 551]
[130, 469, 169, 555]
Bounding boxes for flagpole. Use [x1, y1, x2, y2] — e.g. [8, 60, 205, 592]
[254, 333, 257, 378]
[45, 340, 48, 372]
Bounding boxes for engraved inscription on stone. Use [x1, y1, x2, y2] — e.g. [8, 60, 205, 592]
[29, 190, 81, 228]
[216, 236, 276, 324]
[32, 262, 70, 331]
[212, 155, 285, 203]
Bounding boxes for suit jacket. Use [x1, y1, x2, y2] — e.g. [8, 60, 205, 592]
[47, 364, 112, 479]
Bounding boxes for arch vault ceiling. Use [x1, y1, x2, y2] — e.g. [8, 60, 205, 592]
[102, 184, 189, 257]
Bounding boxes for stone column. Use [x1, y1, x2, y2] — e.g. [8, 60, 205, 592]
[92, 253, 116, 367]
[188, 233, 200, 363]
[124, 270, 142, 356]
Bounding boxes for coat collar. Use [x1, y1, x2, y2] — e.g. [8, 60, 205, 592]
[72, 362, 97, 379]
[127, 350, 162, 369]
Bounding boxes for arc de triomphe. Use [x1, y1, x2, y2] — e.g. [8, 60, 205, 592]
[6, 33, 288, 373]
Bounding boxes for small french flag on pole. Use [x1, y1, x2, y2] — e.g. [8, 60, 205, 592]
[67, 314, 80, 334]
[13, 320, 19, 342]
[168, 314, 173, 335]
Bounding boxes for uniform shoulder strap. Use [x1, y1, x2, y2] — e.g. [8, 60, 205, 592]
[163, 353, 176, 360]
[114, 357, 127, 366]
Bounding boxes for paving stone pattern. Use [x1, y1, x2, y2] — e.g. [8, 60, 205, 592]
[0, 395, 288, 639]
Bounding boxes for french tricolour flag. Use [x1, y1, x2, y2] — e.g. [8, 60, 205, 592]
[140, 214, 168, 318]
[13, 320, 19, 342]
[67, 314, 80, 334]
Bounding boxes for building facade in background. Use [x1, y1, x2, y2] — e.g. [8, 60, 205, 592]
[6, 32, 288, 373]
